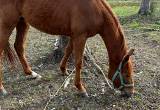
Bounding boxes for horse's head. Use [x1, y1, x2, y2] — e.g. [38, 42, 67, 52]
[109, 49, 135, 97]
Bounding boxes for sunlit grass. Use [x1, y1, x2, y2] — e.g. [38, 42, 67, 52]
[129, 21, 140, 29]
[108, 0, 160, 17]
[109, 1, 139, 8]
[112, 6, 139, 17]
[109, 1, 160, 43]
[152, 3, 160, 17]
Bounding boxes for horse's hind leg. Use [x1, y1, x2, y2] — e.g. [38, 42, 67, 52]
[60, 39, 73, 75]
[14, 18, 41, 79]
[0, 24, 14, 95]
[72, 34, 88, 97]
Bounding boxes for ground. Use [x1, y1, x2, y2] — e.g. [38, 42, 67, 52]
[0, 1, 160, 110]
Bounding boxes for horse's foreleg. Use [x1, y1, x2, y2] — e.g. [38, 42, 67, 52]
[14, 18, 41, 79]
[60, 39, 73, 75]
[72, 35, 88, 97]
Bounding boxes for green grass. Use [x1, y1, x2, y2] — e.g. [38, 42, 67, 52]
[155, 20, 160, 25]
[109, 2, 160, 43]
[125, 20, 160, 32]
[109, 1, 160, 17]
[152, 4, 160, 17]
[109, 1, 140, 8]
[113, 6, 139, 17]
[129, 21, 140, 29]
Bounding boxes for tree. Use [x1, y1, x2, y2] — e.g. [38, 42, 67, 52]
[138, 0, 151, 15]
[52, 36, 69, 63]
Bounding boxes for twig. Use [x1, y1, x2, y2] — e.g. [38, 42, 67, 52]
[54, 68, 75, 96]
[43, 68, 75, 110]
[85, 44, 114, 90]
[94, 62, 114, 90]
[43, 87, 52, 110]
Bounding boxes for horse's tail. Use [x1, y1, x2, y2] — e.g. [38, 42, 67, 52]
[3, 42, 18, 68]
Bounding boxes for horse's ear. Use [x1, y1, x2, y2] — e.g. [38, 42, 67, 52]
[121, 49, 134, 68]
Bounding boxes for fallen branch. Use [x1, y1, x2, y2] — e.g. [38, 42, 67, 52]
[43, 68, 75, 110]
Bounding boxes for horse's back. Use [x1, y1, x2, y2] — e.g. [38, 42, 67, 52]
[22, 0, 104, 36]
[1, 0, 105, 36]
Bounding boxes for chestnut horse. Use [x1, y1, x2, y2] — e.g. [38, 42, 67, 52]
[0, 0, 134, 97]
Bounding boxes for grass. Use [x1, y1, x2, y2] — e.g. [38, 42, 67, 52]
[110, 1, 160, 43]
[129, 21, 140, 29]
[110, 1, 160, 17]
[109, 0, 140, 17]
[113, 6, 139, 17]
[147, 32, 160, 43]
[108, 1, 140, 8]
[155, 20, 160, 25]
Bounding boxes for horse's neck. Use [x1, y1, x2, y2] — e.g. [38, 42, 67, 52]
[100, 3, 128, 65]
[100, 21, 128, 66]
[99, 0, 128, 65]
[101, 27, 128, 80]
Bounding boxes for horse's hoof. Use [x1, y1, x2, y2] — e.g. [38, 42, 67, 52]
[31, 71, 42, 80]
[78, 91, 89, 97]
[0, 88, 8, 96]
[35, 74, 42, 80]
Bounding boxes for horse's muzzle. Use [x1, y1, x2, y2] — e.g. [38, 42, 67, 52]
[121, 87, 134, 98]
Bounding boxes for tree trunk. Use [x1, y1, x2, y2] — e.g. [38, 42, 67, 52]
[52, 36, 69, 63]
[138, 0, 151, 15]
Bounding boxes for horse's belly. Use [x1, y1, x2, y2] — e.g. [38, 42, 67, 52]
[28, 19, 70, 35]
[24, 15, 71, 36]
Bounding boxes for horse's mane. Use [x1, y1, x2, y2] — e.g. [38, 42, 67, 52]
[101, 0, 127, 53]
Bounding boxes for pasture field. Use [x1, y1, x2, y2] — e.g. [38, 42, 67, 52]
[0, 1, 160, 110]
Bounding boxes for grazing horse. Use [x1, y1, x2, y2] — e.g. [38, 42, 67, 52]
[0, 0, 134, 97]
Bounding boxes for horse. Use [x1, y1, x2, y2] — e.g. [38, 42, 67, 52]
[0, 0, 134, 97]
